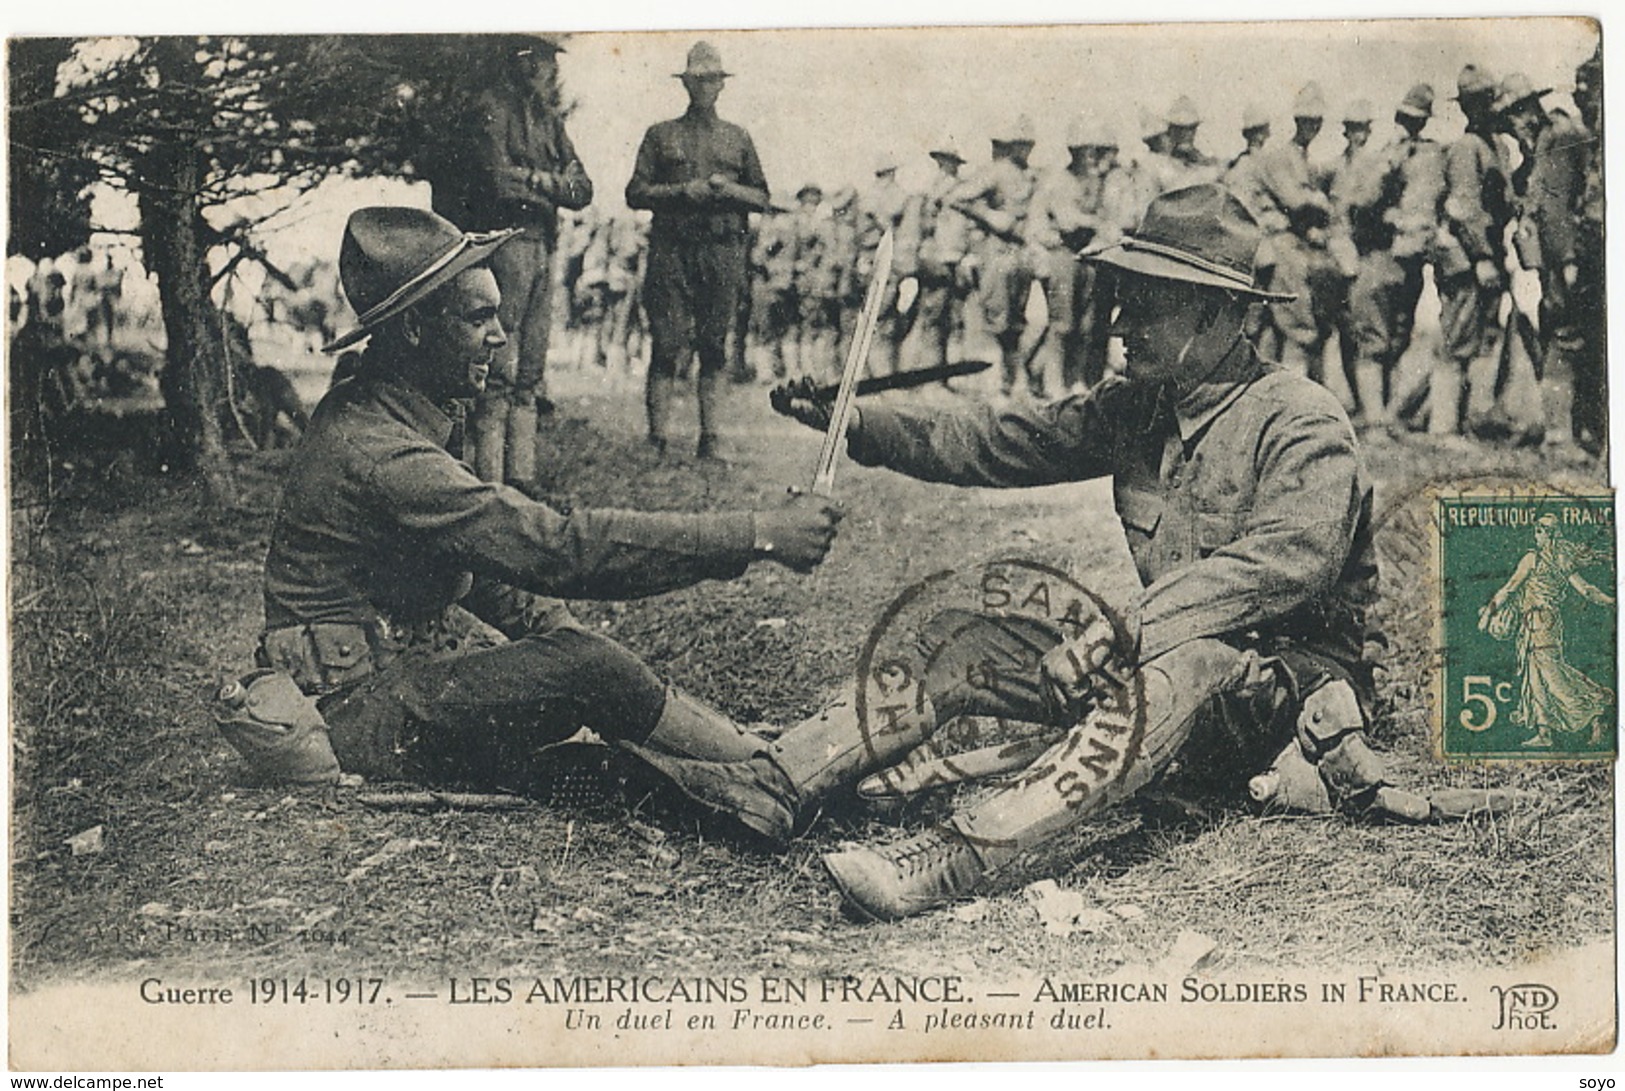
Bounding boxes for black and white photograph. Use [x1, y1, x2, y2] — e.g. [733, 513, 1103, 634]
[6, 11, 1616, 1071]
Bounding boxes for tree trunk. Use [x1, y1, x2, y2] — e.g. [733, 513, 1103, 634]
[136, 51, 233, 505]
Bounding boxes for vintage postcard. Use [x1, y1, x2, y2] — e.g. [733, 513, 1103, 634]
[6, 15, 1615, 1072]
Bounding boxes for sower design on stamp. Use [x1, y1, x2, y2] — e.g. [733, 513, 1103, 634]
[1435, 491, 1617, 760]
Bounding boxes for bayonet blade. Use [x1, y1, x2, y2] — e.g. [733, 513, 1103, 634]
[812, 229, 893, 497]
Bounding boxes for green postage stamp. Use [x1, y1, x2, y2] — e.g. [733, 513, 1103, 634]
[1434, 490, 1617, 760]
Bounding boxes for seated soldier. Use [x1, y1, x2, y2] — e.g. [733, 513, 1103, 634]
[221, 206, 842, 799]
[632, 184, 1403, 920]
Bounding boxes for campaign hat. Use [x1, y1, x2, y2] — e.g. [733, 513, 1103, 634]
[1396, 83, 1435, 119]
[676, 41, 731, 79]
[1083, 183, 1293, 301]
[323, 207, 520, 354]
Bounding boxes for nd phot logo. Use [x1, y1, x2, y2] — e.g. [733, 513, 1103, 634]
[1490, 983, 1559, 1030]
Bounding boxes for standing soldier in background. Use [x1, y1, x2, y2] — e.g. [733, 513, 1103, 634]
[855, 155, 911, 376]
[1256, 83, 1340, 382]
[952, 117, 1040, 399]
[749, 200, 800, 381]
[899, 136, 974, 373]
[1029, 119, 1118, 393]
[1434, 65, 1513, 441]
[1225, 104, 1280, 357]
[789, 184, 838, 380]
[1497, 71, 1597, 459]
[626, 41, 771, 461]
[825, 187, 864, 379]
[1224, 104, 1274, 211]
[1125, 108, 1176, 216]
[1325, 99, 1379, 413]
[1163, 96, 1222, 189]
[1341, 84, 1446, 433]
[436, 36, 593, 488]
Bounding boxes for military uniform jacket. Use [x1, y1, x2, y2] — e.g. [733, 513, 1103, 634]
[949, 158, 1038, 250]
[1028, 168, 1109, 252]
[437, 85, 593, 244]
[1522, 111, 1591, 268]
[264, 366, 755, 646]
[1440, 122, 1512, 276]
[1256, 141, 1333, 238]
[857, 178, 910, 273]
[1223, 148, 1274, 228]
[1346, 133, 1447, 261]
[625, 106, 769, 246]
[847, 339, 1377, 670]
[903, 173, 976, 275]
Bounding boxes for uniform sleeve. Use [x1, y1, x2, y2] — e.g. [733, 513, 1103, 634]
[364, 439, 755, 600]
[1389, 143, 1446, 258]
[1025, 175, 1064, 249]
[740, 130, 769, 199]
[547, 126, 594, 212]
[1444, 139, 1496, 261]
[472, 95, 535, 206]
[1259, 148, 1329, 219]
[461, 576, 578, 639]
[1534, 119, 1588, 266]
[847, 390, 1120, 488]
[626, 128, 685, 210]
[1135, 408, 1363, 660]
[949, 168, 1015, 240]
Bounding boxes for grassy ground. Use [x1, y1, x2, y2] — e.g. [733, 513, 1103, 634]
[9, 370, 1614, 992]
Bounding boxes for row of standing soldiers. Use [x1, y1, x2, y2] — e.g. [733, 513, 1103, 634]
[435, 37, 1604, 475]
[727, 58, 1602, 455]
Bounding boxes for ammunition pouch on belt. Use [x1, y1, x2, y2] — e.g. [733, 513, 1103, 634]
[258, 622, 392, 697]
[215, 670, 341, 785]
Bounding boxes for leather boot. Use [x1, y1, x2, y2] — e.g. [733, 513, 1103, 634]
[1539, 343, 1580, 452]
[471, 395, 508, 483]
[824, 639, 1245, 919]
[1463, 353, 1501, 434]
[1352, 360, 1389, 430]
[645, 373, 675, 455]
[1427, 358, 1463, 436]
[642, 687, 769, 763]
[696, 369, 728, 461]
[623, 682, 938, 843]
[506, 401, 539, 488]
[822, 826, 988, 921]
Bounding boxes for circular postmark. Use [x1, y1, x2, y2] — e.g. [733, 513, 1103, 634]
[851, 557, 1149, 849]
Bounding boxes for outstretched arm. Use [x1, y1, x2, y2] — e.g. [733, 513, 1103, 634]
[1569, 571, 1615, 608]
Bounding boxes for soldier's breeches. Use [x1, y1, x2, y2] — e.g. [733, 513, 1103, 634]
[1349, 252, 1424, 367]
[912, 610, 1291, 784]
[980, 247, 1034, 337]
[1267, 236, 1342, 349]
[645, 237, 749, 377]
[951, 637, 1276, 856]
[319, 626, 668, 787]
[1436, 271, 1502, 365]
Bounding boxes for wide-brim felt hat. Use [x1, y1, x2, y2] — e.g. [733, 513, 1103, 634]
[1396, 83, 1435, 119]
[1494, 72, 1553, 114]
[1454, 64, 1497, 100]
[675, 41, 731, 78]
[1082, 183, 1294, 302]
[323, 207, 521, 353]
